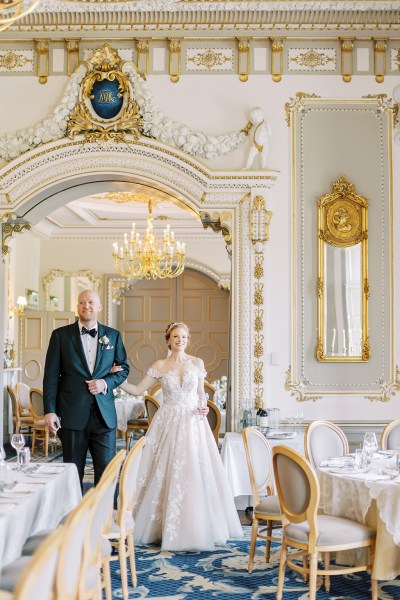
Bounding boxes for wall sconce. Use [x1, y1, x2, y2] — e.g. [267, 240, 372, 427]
[250, 195, 273, 247]
[9, 296, 27, 318]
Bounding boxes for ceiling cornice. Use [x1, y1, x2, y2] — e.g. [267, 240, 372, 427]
[3, 1, 400, 34]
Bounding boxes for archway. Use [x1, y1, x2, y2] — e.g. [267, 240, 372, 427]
[0, 136, 278, 440]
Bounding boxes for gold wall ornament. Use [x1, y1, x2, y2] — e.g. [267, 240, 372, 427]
[66, 43, 143, 143]
[362, 93, 398, 127]
[168, 38, 181, 83]
[250, 195, 273, 244]
[365, 366, 400, 403]
[374, 39, 387, 83]
[187, 48, 232, 71]
[340, 38, 354, 83]
[136, 39, 149, 77]
[253, 245, 265, 409]
[65, 38, 80, 76]
[2, 217, 31, 259]
[200, 211, 232, 252]
[317, 176, 370, 363]
[0, 50, 32, 71]
[35, 39, 48, 84]
[271, 37, 284, 83]
[0, 0, 39, 32]
[289, 48, 335, 71]
[237, 37, 251, 82]
[284, 91, 321, 127]
[284, 365, 323, 403]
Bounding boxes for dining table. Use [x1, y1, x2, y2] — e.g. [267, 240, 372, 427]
[319, 454, 400, 581]
[0, 462, 82, 569]
[114, 395, 145, 433]
[221, 429, 305, 498]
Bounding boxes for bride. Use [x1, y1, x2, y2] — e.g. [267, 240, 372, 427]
[116, 321, 243, 551]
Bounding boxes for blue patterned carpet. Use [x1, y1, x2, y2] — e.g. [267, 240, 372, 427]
[109, 532, 400, 599]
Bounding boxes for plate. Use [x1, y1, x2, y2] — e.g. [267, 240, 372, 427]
[329, 467, 357, 474]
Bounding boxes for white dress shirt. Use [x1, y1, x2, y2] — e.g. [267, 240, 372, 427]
[78, 321, 98, 375]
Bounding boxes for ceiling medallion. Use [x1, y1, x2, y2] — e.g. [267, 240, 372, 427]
[67, 44, 143, 144]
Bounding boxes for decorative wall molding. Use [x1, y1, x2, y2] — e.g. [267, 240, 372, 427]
[186, 48, 233, 72]
[288, 48, 336, 71]
[365, 366, 400, 403]
[0, 50, 33, 72]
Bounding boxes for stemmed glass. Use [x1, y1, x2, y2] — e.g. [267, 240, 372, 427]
[0, 446, 5, 464]
[11, 433, 25, 470]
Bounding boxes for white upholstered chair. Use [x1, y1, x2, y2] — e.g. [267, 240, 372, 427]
[272, 445, 377, 600]
[304, 419, 349, 469]
[242, 427, 282, 571]
[206, 399, 221, 445]
[144, 394, 160, 425]
[380, 419, 400, 450]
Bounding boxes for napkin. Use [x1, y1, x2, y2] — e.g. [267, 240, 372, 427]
[36, 465, 65, 475]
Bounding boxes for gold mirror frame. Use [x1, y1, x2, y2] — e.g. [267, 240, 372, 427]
[42, 268, 101, 311]
[316, 176, 370, 362]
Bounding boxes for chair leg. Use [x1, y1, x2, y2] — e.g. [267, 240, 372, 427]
[302, 552, 308, 582]
[276, 540, 287, 600]
[309, 553, 318, 600]
[265, 520, 272, 563]
[371, 577, 378, 600]
[119, 538, 129, 600]
[324, 551, 330, 592]
[102, 557, 112, 600]
[127, 532, 137, 587]
[248, 516, 258, 573]
[45, 429, 49, 458]
[32, 430, 36, 455]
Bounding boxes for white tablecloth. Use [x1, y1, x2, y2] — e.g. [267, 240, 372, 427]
[0, 463, 81, 569]
[221, 430, 305, 498]
[319, 462, 400, 580]
[115, 397, 145, 432]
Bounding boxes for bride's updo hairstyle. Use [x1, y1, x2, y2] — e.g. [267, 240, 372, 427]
[165, 322, 190, 349]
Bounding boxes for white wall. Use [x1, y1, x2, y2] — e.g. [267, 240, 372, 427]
[4, 68, 400, 423]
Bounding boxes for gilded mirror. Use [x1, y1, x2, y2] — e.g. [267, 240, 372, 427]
[316, 176, 370, 362]
[43, 269, 101, 311]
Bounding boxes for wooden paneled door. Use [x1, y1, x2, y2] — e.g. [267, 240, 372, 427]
[118, 269, 229, 383]
[20, 311, 75, 389]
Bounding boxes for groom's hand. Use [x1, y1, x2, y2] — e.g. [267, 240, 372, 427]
[86, 379, 107, 394]
[44, 413, 61, 434]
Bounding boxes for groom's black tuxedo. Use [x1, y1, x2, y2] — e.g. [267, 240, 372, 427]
[43, 320, 129, 485]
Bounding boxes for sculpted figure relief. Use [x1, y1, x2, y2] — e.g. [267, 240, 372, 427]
[243, 106, 272, 170]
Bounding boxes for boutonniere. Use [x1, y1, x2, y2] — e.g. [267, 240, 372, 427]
[99, 335, 113, 350]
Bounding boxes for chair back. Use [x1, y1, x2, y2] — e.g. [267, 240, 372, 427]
[204, 380, 216, 402]
[98, 449, 126, 485]
[206, 400, 221, 444]
[381, 419, 400, 450]
[148, 382, 163, 402]
[144, 395, 160, 424]
[304, 419, 349, 469]
[117, 437, 146, 523]
[30, 388, 45, 420]
[242, 427, 274, 506]
[13, 526, 65, 600]
[57, 488, 96, 600]
[15, 382, 31, 410]
[7, 385, 18, 421]
[273, 445, 319, 545]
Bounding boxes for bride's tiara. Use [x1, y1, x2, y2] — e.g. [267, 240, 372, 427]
[166, 322, 187, 335]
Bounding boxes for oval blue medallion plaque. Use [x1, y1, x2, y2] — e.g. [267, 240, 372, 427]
[91, 79, 123, 120]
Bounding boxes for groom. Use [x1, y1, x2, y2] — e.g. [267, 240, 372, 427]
[43, 289, 129, 489]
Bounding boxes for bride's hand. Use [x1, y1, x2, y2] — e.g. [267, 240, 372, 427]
[110, 363, 123, 373]
[198, 406, 209, 416]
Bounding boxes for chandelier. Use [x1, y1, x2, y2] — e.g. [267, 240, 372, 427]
[0, 0, 40, 32]
[112, 200, 186, 280]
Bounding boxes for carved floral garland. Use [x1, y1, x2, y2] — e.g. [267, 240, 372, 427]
[0, 60, 247, 162]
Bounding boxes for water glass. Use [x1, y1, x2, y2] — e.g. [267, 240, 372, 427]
[0, 445, 6, 464]
[354, 448, 364, 469]
[17, 447, 30, 468]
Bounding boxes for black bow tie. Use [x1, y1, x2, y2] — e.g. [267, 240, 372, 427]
[81, 327, 97, 338]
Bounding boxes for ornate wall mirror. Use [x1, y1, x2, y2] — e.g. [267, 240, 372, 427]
[43, 269, 101, 311]
[316, 176, 370, 362]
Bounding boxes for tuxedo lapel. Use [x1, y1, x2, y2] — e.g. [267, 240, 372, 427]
[71, 321, 91, 374]
[93, 323, 105, 375]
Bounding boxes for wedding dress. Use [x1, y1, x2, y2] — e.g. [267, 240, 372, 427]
[133, 367, 243, 551]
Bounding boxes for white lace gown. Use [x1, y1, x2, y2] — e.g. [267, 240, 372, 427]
[133, 367, 243, 551]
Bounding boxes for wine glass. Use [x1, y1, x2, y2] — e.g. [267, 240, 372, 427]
[363, 432, 378, 466]
[0, 445, 6, 464]
[11, 433, 25, 469]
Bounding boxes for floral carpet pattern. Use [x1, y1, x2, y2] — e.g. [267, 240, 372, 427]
[109, 532, 400, 600]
